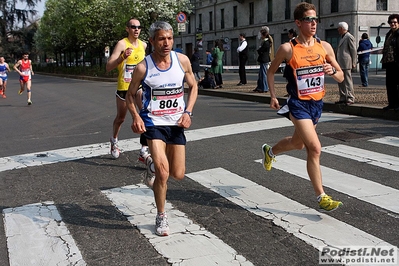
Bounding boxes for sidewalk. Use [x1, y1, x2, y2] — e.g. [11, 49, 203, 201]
[197, 72, 399, 121]
[204, 79, 387, 107]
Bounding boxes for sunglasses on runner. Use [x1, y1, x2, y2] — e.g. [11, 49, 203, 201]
[129, 25, 141, 29]
[300, 16, 319, 23]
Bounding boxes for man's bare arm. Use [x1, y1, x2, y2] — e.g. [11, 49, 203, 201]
[322, 41, 344, 83]
[106, 40, 126, 72]
[126, 62, 147, 133]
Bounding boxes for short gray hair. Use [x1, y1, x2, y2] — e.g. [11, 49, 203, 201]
[149, 21, 173, 39]
[338, 22, 348, 31]
[260, 26, 269, 35]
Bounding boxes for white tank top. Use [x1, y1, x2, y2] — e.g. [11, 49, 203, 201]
[140, 51, 186, 126]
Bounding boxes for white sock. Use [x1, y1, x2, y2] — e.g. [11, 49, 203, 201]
[268, 147, 275, 157]
[149, 162, 155, 173]
[140, 146, 148, 153]
[317, 193, 326, 202]
[111, 137, 118, 143]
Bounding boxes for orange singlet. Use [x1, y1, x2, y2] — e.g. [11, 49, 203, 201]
[285, 38, 327, 101]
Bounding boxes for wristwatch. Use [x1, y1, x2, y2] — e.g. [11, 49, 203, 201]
[184, 110, 193, 116]
[330, 67, 337, 76]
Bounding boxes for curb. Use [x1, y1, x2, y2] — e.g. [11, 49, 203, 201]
[198, 89, 399, 121]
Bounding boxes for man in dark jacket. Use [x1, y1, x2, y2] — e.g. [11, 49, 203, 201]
[254, 26, 272, 93]
[381, 13, 399, 110]
[357, 33, 373, 87]
[237, 33, 248, 85]
[190, 47, 201, 81]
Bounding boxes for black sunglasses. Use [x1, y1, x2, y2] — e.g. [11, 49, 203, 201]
[129, 25, 142, 29]
[300, 16, 319, 23]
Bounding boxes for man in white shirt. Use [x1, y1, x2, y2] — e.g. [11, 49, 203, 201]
[237, 33, 248, 85]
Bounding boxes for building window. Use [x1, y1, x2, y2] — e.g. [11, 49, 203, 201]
[209, 11, 213, 31]
[331, 0, 339, 12]
[233, 6, 238, 27]
[198, 14, 202, 31]
[376, 0, 387, 10]
[249, 2, 254, 25]
[285, 0, 291, 19]
[267, 0, 272, 22]
[221, 9, 225, 29]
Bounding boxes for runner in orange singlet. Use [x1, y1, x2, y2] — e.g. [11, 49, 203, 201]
[262, 2, 345, 212]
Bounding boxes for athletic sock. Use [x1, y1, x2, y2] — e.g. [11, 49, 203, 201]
[268, 147, 275, 157]
[317, 193, 326, 202]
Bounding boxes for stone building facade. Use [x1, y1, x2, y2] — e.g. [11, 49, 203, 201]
[176, 0, 398, 70]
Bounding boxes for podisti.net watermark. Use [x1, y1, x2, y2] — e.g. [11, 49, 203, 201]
[319, 246, 398, 265]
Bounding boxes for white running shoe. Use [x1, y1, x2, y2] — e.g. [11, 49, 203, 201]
[138, 146, 150, 164]
[144, 156, 155, 188]
[110, 138, 120, 159]
[155, 213, 169, 236]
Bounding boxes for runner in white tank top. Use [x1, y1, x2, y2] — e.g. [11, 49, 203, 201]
[140, 51, 185, 126]
[125, 21, 198, 236]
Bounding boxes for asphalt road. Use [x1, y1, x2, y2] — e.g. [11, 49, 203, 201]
[0, 72, 398, 266]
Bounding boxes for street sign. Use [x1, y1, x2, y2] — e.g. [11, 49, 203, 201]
[178, 23, 186, 32]
[176, 12, 187, 23]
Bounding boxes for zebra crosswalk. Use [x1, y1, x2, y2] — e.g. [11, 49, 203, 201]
[3, 202, 85, 266]
[187, 167, 396, 252]
[1, 114, 399, 265]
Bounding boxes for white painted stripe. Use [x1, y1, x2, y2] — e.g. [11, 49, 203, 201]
[185, 118, 291, 141]
[369, 136, 399, 148]
[322, 144, 399, 171]
[259, 155, 399, 214]
[102, 184, 254, 266]
[186, 168, 398, 253]
[0, 113, 350, 173]
[3, 202, 86, 266]
[0, 139, 143, 172]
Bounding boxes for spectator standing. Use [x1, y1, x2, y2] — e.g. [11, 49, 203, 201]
[190, 47, 201, 81]
[205, 49, 213, 65]
[211, 40, 224, 89]
[381, 14, 399, 111]
[336, 22, 357, 105]
[357, 33, 373, 87]
[236, 33, 248, 86]
[254, 26, 272, 93]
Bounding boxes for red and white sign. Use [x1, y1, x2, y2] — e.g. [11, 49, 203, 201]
[176, 12, 187, 23]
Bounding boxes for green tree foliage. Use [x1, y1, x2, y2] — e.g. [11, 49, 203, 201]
[0, 0, 41, 58]
[35, 0, 193, 65]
